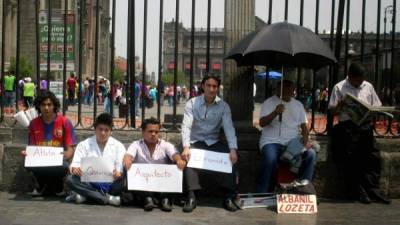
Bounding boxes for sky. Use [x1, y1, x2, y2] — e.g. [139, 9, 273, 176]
[113, 0, 399, 77]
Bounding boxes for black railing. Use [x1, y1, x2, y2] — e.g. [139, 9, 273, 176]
[0, 0, 398, 138]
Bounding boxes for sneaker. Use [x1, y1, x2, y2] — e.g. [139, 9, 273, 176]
[55, 190, 67, 197]
[28, 188, 45, 197]
[107, 194, 121, 206]
[75, 194, 87, 204]
[65, 192, 77, 202]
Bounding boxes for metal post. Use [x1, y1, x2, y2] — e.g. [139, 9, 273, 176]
[268, 0, 272, 24]
[157, 0, 164, 121]
[141, 0, 148, 122]
[206, 0, 211, 73]
[300, 0, 304, 26]
[77, 0, 85, 127]
[375, 0, 381, 88]
[0, 0, 6, 121]
[390, 0, 397, 104]
[361, 0, 366, 63]
[344, 0, 350, 75]
[16, 0, 21, 110]
[93, 0, 100, 122]
[35, 0, 40, 96]
[189, 0, 195, 99]
[284, 0, 288, 21]
[46, 0, 51, 89]
[328, 0, 346, 132]
[62, 0, 68, 115]
[173, 0, 180, 128]
[128, 0, 136, 128]
[110, 0, 116, 119]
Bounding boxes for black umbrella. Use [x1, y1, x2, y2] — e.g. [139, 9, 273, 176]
[226, 22, 337, 69]
[225, 29, 259, 63]
[225, 22, 337, 135]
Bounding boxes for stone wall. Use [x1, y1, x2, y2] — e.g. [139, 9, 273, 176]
[0, 127, 399, 198]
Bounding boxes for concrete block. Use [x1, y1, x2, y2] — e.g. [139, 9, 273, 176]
[11, 128, 28, 144]
[0, 144, 3, 185]
[0, 144, 33, 192]
[0, 128, 12, 144]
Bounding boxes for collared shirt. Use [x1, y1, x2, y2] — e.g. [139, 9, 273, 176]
[328, 78, 381, 121]
[70, 136, 126, 172]
[126, 139, 178, 164]
[259, 95, 307, 148]
[181, 95, 238, 149]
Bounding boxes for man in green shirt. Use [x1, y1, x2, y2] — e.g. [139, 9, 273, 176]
[23, 77, 35, 108]
[3, 72, 16, 108]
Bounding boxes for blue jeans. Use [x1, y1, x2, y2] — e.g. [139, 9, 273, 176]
[66, 175, 124, 205]
[256, 143, 316, 193]
[4, 91, 15, 107]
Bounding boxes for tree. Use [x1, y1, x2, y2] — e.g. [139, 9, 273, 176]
[9, 57, 34, 78]
[161, 70, 188, 86]
[113, 67, 124, 83]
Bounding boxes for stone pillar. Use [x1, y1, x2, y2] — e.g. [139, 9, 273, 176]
[224, 0, 255, 126]
[224, 0, 258, 151]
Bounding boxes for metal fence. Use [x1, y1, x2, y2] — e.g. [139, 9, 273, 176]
[0, 0, 398, 137]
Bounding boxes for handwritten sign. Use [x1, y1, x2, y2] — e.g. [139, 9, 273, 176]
[24, 146, 64, 167]
[277, 194, 317, 214]
[187, 148, 232, 173]
[127, 164, 182, 193]
[81, 157, 114, 183]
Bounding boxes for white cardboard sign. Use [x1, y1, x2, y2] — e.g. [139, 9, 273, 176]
[127, 164, 182, 193]
[277, 194, 318, 214]
[187, 148, 232, 173]
[24, 146, 64, 167]
[81, 157, 114, 183]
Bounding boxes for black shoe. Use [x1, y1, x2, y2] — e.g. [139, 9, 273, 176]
[359, 193, 371, 204]
[183, 198, 196, 213]
[144, 197, 156, 211]
[223, 198, 238, 212]
[160, 198, 173, 212]
[369, 191, 391, 205]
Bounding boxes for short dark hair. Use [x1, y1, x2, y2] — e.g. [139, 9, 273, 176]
[34, 91, 60, 114]
[141, 117, 161, 131]
[201, 74, 221, 87]
[348, 63, 365, 78]
[94, 113, 113, 129]
[277, 79, 294, 88]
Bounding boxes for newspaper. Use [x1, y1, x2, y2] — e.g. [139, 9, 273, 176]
[341, 93, 395, 126]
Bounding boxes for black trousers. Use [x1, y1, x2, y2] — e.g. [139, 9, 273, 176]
[26, 160, 69, 194]
[184, 141, 237, 195]
[331, 121, 381, 198]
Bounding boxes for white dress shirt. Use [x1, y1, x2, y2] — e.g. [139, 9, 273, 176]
[70, 136, 126, 173]
[328, 78, 381, 121]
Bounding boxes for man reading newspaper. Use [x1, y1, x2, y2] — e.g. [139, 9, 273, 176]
[329, 63, 391, 204]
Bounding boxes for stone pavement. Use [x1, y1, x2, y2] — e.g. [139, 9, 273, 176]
[0, 192, 399, 225]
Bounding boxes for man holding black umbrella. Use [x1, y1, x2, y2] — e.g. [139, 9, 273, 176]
[256, 80, 316, 193]
[329, 63, 391, 204]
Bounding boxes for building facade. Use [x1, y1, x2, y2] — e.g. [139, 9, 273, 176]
[1, 0, 111, 81]
[163, 20, 224, 82]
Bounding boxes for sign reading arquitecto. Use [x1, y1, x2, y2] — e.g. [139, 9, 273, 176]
[39, 11, 75, 71]
[81, 157, 114, 183]
[127, 164, 183, 193]
[277, 194, 318, 214]
[24, 146, 64, 167]
[187, 148, 232, 173]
